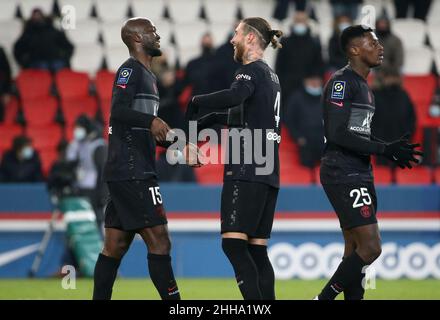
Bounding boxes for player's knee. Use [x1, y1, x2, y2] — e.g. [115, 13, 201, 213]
[148, 236, 171, 255]
[222, 238, 247, 258]
[102, 240, 131, 259]
[358, 242, 382, 263]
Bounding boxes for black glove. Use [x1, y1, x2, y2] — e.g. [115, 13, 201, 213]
[185, 97, 199, 122]
[383, 136, 423, 169]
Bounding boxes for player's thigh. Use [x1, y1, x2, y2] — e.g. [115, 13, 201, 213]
[342, 229, 356, 257]
[322, 183, 378, 230]
[252, 185, 279, 240]
[220, 180, 267, 237]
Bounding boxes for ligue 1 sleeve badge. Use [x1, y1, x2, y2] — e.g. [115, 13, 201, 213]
[116, 68, 133, 85]
[331, 81, 346, 99]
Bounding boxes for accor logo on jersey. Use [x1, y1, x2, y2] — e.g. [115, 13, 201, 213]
[236, 73, 252, 81]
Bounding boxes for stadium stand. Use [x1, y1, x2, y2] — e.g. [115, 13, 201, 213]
[18, 0, 54, 18]
[15, 69, 53, 100]
[58, 0, 93, 20]
[70, 44, 104, 76]
[0, 124, 23, 155]
[94, 0, 129, 22]
[22, 96, 58, 126]
[395, 166, 433, 184]
[131, 0, 166, 22]
[0, 0, 437, 184]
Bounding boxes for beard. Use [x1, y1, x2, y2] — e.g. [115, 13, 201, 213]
[233, 42, 245, 63]
[143, 41, 162, 57]
[146, 47, 162, 57]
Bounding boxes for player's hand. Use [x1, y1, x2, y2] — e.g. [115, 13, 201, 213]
[151, 117, 171, 143]
[185, 97, 199, 121]
[183, 142, 203, 167]
[383, 135, 423, 169]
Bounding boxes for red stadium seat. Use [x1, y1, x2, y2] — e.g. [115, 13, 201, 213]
[0, 124, 23, 153]
[194, 163, 224, 184]
[372, 164, 393, 185]
[2, 96, 19, 124]
[100, 97, 112, 124]
[280, 163, 313, 185]
[95, 70, 115, 101]
[433, 167, 440, 184]
[39, 148, 58, 177]
[26, 124, 63, 152]
[279, 126, 300, 165]
[395, 166, 432, 185]
[194, 143, 225, 184]
[16, 69, 52, 101]
[22, 97, 58, 126]
[61, 97, 98, 126]
[55, 69, 91, 100]
[402, 75, 437, 124]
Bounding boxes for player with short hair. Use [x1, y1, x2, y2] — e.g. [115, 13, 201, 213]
[187, 17, 283, 300]
[92, 18, 198, 300]
[316, 25, 422, 300]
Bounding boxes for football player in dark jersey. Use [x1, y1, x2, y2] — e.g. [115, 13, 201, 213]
[93, 18, 198, 300]
[316, 25, 422, 300]
[186, 17, 283, 300]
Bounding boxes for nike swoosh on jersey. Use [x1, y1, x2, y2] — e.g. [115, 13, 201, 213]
[116, 84, 127, 89]
[330, 101, 344, 107]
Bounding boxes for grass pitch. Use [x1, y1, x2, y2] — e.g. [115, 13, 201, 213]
[0, 278, 439, 300]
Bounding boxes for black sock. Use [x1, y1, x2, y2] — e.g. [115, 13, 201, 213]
[318, 251, 366, 300]
[248, 244, 275, 300]
[147, 253, 180, 300]
[222, 238, 262, 300]
[93, 253, 121, 300]
[344, 272, 365, 300]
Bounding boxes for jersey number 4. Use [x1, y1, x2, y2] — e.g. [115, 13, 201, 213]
[274, 91, 281, 128]
[148, 186, 163, 205]
[350, 188, 372, 208]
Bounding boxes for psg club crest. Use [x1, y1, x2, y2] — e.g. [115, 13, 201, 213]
[360, 205, 371, 218]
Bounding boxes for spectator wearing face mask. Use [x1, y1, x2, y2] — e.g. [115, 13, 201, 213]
[13, 8, 74, 71]
[275, 11, 324, 108]
[373, 15, 404, 87]
[327, 15, 353, 72]
[182, 32, 218, 96]
[0, 135, 43, 182]
[66, 115, 108, 231]
[284, 72, 325, 168]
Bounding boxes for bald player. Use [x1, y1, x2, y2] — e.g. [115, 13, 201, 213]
[93, 18, 183, 300]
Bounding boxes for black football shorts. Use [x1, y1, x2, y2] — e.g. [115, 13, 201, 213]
[322, 182, 378, 230]
[221, 180, 279, 239]
[104, 179, 167, 231]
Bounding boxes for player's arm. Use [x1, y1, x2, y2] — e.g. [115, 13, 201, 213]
[111, 67, 170, 141]
[191, 68, 256, 110]
[325, 82, 385, 155]
[110, 66, 156, 129]
[326, 80, 422, 167]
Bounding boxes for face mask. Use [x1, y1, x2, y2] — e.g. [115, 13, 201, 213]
[74, 127, 87, 141]
[376, 29, 390, 37]
[21, 146, 34, 160]
[293, 23, 307, 35]
[305, 86, 322, 96]
[338, 22, 351, 32]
